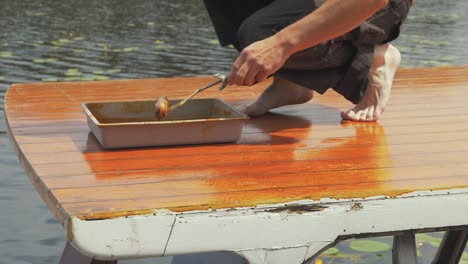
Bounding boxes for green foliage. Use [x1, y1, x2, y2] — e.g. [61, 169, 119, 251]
[65, 68, 82, 76]
[421, 60, 451, 67]
[0, 51, 13, 58]
[33, 58, 57, 64]
[349, 240, 391, 253]
[123, 47, 139, 52]
[462, 252, 468, 261]
[25, 10, 46, 16]
[321, 247, 340, 255]
[93, 75, 109, 81]
[42, 78, 58, 82]
[152, 44, 176, 50]
[416, 233, 442, 248]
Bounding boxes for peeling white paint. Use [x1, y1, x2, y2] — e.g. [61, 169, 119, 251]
[69, 212, 176, 260]
[68, 188, 468, 263]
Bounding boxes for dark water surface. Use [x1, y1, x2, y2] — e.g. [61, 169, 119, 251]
[1, 0, 467, 263]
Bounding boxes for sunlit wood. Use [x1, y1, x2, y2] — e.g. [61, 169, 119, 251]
[5, 66, 468, 224]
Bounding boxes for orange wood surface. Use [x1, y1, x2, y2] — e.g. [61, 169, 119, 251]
[5, 66, 468, 224]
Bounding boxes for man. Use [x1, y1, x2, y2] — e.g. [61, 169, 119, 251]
[203, 0, 413, 121]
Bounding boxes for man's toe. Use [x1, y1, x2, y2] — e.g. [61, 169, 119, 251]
[341, 109, 355, 120]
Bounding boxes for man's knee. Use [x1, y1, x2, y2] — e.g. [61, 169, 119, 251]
[237, 15, 271, 50]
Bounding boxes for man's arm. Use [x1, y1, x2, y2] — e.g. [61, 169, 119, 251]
[228, 0, 389, 86]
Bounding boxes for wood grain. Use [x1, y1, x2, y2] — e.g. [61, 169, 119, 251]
[5, 66, 468, 224]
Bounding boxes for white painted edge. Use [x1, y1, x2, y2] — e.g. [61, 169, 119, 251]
[68, 188, 468, 262]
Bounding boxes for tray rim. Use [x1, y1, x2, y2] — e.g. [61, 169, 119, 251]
[81, 97, 249, 127]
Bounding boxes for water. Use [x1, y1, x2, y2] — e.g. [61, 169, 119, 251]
[1, 0, 467, 263]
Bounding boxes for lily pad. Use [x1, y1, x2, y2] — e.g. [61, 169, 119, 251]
[462, 252, 468, 260]
[26, 11, 46, 16]
[93, 75, 109, 81]
[349, 240, 391, 253]
[152, 44, 176, 50]
[0, 76, 5, 81]
[209, 39, 220, 45]
[74, 37, 85, 41]
[65, 69, 82, 76]
[0, 51, 13, 58]
[123, 47, 139, 52]
[58, 38, 71, 44]
[34, 58, 57, 64]
[42, 78, 58, 82]
[73, 49, 85, 53]
[107, 69, 121, 73]
[92, 70, 105, 75]
[147, 22, 156, 27]
[438, 41, 449, 47]
[416, 233, 442, 247]
[128, 23, 136, 27]
[321, 247, 339, 255]
[422, 60, 450, 67]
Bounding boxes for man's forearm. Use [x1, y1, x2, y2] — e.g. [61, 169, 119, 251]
[276, 0, 389, 57]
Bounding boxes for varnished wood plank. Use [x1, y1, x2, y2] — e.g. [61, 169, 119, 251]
[11, 111, 468, 135]
[9, 130, 467, 164]
[31, 142, 468, 177]
[22, 130, 468, 166]
[3, 114, 68, 224]
[41, 162, 468, 190]
[48, 161, 468, 202]
[61, 176, 468, 219]
[6, 101, 468, 129]
[6, 80, 468, 103]
[6, 87, 468, 111]
[11, 110, 468, 145]
[5, 66, 468, 223]
[6, 99, 468, 124]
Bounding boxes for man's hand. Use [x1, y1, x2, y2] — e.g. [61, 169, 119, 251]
[228, 35, 292, 86]
[227, 0, 388, 87]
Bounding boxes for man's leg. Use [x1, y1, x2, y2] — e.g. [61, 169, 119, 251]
[339, 0, 411, 121]
[225, 0, 410, 119]
[341, 44, 401, 121]
[235, 0, 352, 116]
[238, 76, 314, 116]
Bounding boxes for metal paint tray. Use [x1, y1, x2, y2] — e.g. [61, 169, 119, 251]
[82, 98, 249, 149]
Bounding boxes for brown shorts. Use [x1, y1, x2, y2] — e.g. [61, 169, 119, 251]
[203, 0, 412, 104]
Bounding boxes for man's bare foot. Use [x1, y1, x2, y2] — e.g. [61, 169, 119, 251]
[239, 77, 313, 116]
[341, 44, 401, 122]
